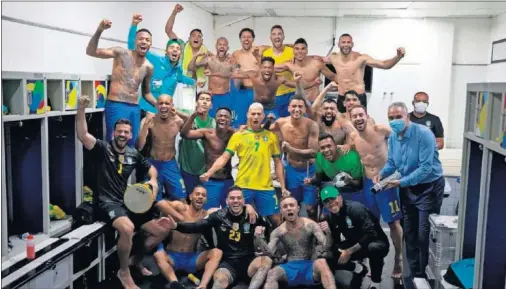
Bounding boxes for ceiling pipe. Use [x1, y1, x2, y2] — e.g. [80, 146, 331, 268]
[326, 16, 337, 56]
[218, 16, 252, 28]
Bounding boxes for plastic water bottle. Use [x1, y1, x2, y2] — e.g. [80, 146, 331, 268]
[188, 273, 201, 286]
[26, 234, 35, 260]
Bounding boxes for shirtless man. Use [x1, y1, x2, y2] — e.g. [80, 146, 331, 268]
[154, 186, 222, 289]
[274, 38, 336, 102]
[211, 58, 319, 119]
[269, 95, 320, 220]
[188, 37, 237, 119]
[86, 19, 157, 146]
[137, 95, 186, 202]
[325, 33, 405, 112]
[342, 90, 362, 121]
[256, 196, 336, 289]
[310, 82, 349, 148]
[181, 106, 235, 209]
[345, 104, 404, 279]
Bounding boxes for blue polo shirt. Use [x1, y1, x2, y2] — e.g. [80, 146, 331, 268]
[379, 122, 443, 188]
[128, 25, 195, 113]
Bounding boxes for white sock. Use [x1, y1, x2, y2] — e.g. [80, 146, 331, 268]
[354, 263, 363, 274]
[369, 282, 380, 289]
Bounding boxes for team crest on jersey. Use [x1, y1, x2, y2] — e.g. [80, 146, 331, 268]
[232, 222, 239, 231]
[263, 136, 268, 142]
[244, 223, 250, 233]
[425, 120, 431, 127]
[346, 216, 353, 228]
[118, 155, 125, 163]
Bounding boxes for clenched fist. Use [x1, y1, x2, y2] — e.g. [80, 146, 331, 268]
[132, 13, 143, 25]
[98, 19, 112, 31]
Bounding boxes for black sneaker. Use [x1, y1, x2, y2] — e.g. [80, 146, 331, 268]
[167, 281, 186, 289]
[349, 264, 368, 289]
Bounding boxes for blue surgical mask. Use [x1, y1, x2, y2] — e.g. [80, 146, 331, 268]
[389, 119, 405, 134]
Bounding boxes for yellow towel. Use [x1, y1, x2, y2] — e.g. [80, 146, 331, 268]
[182, 42, 208, 80]
[50, 204, 66, 220]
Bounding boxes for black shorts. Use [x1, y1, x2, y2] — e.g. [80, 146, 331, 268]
[336, 93, 367, 113]
[97, 201, 155, 229]
[218, 255, 255, 284]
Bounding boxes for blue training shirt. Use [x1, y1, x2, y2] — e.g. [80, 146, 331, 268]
[128, 24, 195, 113]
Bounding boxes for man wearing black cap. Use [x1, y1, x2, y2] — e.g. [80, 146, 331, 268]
[318, 186, 389, 289]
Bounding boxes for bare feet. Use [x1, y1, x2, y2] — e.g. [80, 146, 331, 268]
[392, 257, 403, 279]
[117, 269, 140, 289]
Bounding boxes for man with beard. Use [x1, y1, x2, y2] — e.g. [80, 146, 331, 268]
[128, 13, 200, 115]
[262, 25, 296, 118]
[77, 95, 168, 289]
[164, 187, 274, 289]
[324, 33, 405, 113]
[187, 37, 237, 119]
[180, 107, 235, 209]
[200, 103, 289, 225]
[178, 91, 216, 195]
[209, 58, 319, 119]
[274, 38, 336, 103]
[87, 18, 157, 147]
[318, 186, 389, 289]
[345, 105, 404, 280]
[137, 95, 186, 202]
[154, 186, 223, 289]
[268, 95, 320, 220]
[305, 134, 364, 203]
[309, 82, 349, 148]
[165, 4, 209, 79]
[256, 196, 336, 289]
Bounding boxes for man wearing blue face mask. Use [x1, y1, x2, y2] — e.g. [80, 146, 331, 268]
[373, 101, 444, 279]
[408, 92, 444, 150]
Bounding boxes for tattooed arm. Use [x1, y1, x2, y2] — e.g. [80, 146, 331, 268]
[142, 65, 157, 107]
[309, 220, 328, 257]
[255, 226, 282, 257]
[86, 20, 120, 59]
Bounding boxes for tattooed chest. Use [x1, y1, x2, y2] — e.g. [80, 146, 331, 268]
[113, 55, 148, 90]
[280, 229, 315, 259]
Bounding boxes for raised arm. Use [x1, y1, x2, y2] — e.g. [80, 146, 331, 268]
[181, 109, 208, 139]
[255, 227, 282, 257]
[76, 96, 97, 150]
[363, 48, 405, 70]
[128, 14, 142, 51]
[137, 114, 153, 151]
[312, 82, 338, 113]
[188, 52, 210, 74]
[86, 19, 120, 59]
[165, 4, 183, 40]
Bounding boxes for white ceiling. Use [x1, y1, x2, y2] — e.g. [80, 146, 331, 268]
[191, 1, 506, 18]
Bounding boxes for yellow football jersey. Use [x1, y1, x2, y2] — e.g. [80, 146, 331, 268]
[225, 129, 281, 190]
[262, 46, 295, 96]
